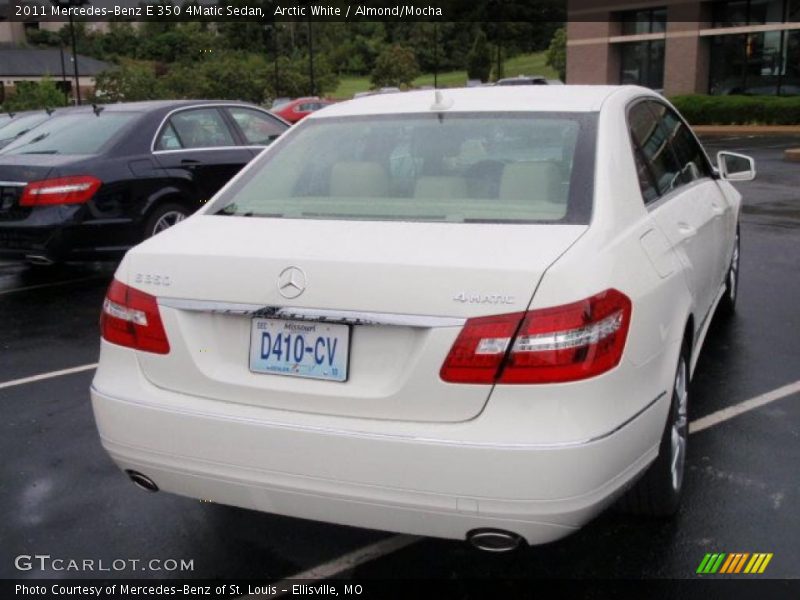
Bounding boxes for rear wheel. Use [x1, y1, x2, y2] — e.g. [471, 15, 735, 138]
[144, 203, 189, 239]
[718, 227, 740, 318]
[620, 342, 689, 516]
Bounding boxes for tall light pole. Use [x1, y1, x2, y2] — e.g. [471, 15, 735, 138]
[307, 17, 315, 96]
[59, 43, 69, 104]
[266, 23, 281, 99]
[51, 0, 89, 105]
[433, 22, 439, 89]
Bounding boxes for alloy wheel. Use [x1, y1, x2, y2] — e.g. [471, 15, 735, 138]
[670, 356, 689, 492]
[152, 210, 186, 235]
[729, 232, 740, 303]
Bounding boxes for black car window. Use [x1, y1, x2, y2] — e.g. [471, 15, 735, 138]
[156, 122, 183, 150]
[161, 108, 235, 150]
[628, 101, 683, 200]
[227, 107, 286, 146]
[1, 112, 137, 155]
[648, 101, 713, 185]
[632, 144, 660, 204]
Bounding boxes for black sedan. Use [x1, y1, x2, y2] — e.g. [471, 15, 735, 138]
[0, 100, 289, 264]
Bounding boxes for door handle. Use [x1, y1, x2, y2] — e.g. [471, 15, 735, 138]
[180, 159, 201, 166]
[677, 222, 697, 239]
[711, 202, 725, 216]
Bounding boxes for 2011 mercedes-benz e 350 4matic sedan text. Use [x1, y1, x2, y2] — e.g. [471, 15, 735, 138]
[90, 86, 754, 550]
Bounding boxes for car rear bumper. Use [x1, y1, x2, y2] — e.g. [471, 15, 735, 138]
[0, 211, 135, 262]
[91, 342, 669, 545]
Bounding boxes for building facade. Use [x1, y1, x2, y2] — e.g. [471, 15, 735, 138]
[0, 48, 111, 104]
[567, 0, 800, 95]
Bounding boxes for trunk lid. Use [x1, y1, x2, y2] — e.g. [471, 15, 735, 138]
[126, 215, 586, 422]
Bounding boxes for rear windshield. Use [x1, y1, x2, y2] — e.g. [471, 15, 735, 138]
[0, 113, 50, 141]
[212, 112, 597, 224]
[0, 112, 138, 155]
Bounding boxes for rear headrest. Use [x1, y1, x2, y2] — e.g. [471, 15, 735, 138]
[329, 161, 388, 197]
[499, 161, 563, 203]
[414, 176, 468, 199]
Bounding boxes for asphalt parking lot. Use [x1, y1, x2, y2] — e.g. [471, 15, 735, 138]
[1, 135, 798, 583]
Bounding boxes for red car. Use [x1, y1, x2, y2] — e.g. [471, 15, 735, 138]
[272, 97, 333, 124]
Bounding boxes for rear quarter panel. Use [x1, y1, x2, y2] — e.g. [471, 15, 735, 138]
[488, 88, 692, 441]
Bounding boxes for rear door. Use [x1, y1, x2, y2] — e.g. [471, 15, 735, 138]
[651, 101, 734, 285]
[153, 106, 253, 203]
[627, 99, 722, 328]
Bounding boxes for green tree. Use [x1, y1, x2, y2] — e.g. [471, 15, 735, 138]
[25, 28, 63, 47]
[97, 22, 141, 60]
[466, 31, 492, 82]
[92, 60, 165, 102]
[3, 77, 67, 112]
[370, 44, 419, 89]
[546, 27, 566, 82]
[216, 0, 269, 52]
[137, 22, 218, 64]
[263, 55, 340, 101]
[159, 52, 268, 102]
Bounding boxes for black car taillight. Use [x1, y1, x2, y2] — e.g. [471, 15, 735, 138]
[20, 175, 101, 206]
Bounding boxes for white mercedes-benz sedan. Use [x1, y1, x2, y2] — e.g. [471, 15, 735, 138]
[91, 86, 754, 551]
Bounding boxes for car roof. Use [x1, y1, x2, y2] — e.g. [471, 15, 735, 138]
[311, 85, 636, 119]
[84, 100, 265, 113]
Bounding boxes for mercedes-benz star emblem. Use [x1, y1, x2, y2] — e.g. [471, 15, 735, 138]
[277, 266, 307, 299]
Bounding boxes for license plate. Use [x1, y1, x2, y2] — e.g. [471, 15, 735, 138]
[249, 318, 350, 382]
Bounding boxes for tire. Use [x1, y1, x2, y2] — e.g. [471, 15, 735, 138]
[619, 342, 690, 517]
[143, 203, 189, 239]
[718, 226, 740, 318]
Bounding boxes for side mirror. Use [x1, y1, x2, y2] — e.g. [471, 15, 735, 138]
[717, 151, 756, 182]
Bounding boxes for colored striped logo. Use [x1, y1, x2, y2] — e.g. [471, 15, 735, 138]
[696, 553, 773, 574]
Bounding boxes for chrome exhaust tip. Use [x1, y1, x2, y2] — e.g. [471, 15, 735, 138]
[125, 470, 159, 493]
[467, 529, 525, 553]
[26, 255, 54, 266]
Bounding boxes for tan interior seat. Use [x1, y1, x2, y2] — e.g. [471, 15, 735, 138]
[499, 161, 563, 203]
[414, 176, 468, 199]
[329, 162, 389, 197]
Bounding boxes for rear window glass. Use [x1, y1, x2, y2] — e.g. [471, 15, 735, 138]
[0, 113, 50, 141]
[0, 112, 138, 155]
[212, 112, 596, 224]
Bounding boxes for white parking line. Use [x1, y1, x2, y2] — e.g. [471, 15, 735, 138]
[0, 363, 98, 390]
[257, 536, 418, 598]
[689, 379, 800, 434]
[0, 276, 104, 296]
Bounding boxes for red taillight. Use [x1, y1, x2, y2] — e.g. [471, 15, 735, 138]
[100, 279, 170, 354]
[440, 289, 631, 385]
[20, 175, 101, 206]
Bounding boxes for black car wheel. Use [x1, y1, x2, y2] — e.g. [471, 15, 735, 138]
[144, 203, 189, 239]
[718, 227, 740, 318]
[620, 341, 689, 517]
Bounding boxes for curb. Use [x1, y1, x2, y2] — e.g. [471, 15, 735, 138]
[785, 149, 800, 162]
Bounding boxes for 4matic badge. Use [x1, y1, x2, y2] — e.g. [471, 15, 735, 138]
[453, 292, 515, 305]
